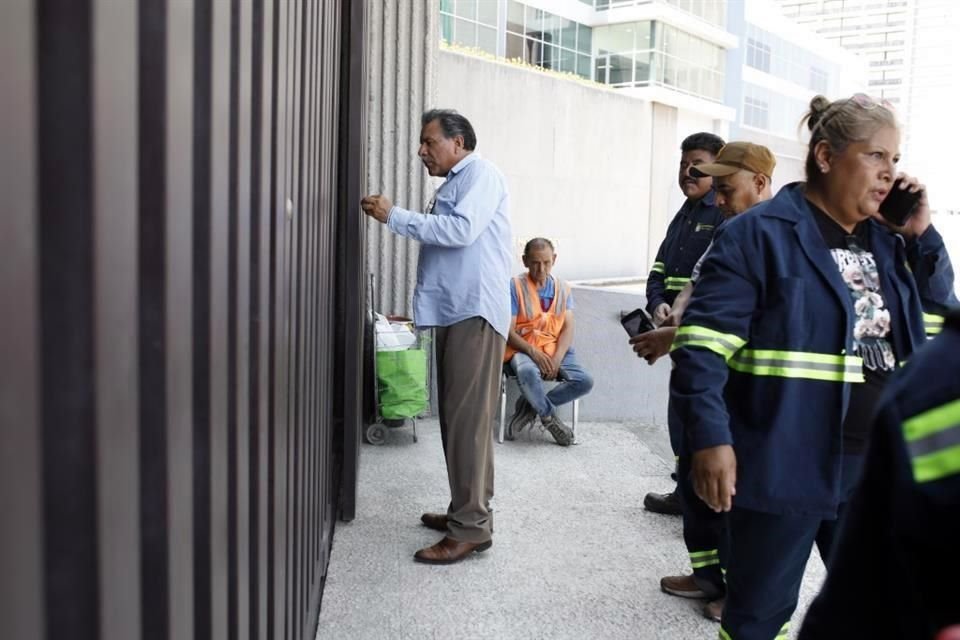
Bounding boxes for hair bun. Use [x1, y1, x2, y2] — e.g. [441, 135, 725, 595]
[806, 95, 832, 132]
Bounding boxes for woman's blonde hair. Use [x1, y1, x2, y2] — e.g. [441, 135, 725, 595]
[801, 94, 899, 184]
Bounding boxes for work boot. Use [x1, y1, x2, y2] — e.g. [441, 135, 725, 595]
[644, 489, 682, 515]
[541, 414, 574, 446]
[703, 597, 725, 622]
[508, 396, 537, 434]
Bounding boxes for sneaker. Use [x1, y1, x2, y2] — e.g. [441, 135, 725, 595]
[644, 490, 682, 515]
[703, 597, 725, 622]
[541, 413, 574, 446]
[660, 574, 722, 600]
[508, 396, 537, 434]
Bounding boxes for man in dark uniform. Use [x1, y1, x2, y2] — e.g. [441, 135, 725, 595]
[643, 131, 725, 516]
[799, 308, 960, 639]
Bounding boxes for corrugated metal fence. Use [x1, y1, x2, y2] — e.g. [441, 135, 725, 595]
[0, 0, 366, 639]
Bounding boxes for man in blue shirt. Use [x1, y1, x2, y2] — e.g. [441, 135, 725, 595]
[361, 109, 512, 565]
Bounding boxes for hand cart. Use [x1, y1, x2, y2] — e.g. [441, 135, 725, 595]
[364, 274, 430, 445]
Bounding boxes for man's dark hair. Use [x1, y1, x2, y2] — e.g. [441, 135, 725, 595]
[421, 109, 477, 150]
[523, 237, 555, 256]
[681, 132, 725, 156]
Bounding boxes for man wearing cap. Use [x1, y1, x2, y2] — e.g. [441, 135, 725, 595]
[634, 142, 776, 360]
[632, 142, 775, 623]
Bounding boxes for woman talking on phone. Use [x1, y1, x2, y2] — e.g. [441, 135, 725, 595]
[669, 93, 956, 640]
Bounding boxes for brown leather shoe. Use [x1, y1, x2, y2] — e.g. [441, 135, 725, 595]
[703, 597, 725, 622]
[660, 574, 722, 600]
[420, 512, 449, 532]
[413, 536, 492, 565]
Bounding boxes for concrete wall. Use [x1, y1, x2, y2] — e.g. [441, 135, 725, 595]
[500, 285, 671, 425]
[364, 1, 437, 317]
[437, 49, 714, 281]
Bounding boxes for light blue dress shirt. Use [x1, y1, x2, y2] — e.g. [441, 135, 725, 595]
[386, 153, 513, 338]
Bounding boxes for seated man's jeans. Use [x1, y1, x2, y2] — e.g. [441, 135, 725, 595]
[508, 348, 594, 418]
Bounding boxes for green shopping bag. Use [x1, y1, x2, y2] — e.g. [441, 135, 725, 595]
[376, 347, 428, 419]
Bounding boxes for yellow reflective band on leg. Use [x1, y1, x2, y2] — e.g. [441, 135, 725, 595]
[728, 349, 864, 383]
[719, 627, 733, 640]
[691, 558, 721, 569]
[690, 549, 720, 569]
[911, 446, 960, 484]
[904, 398, 960, 483]
[672, 325, 747, 361]
[924, 312, 944, 337]
[775, 621, 790, 638]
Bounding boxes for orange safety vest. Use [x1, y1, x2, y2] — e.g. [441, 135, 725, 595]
[503, 274, 571, 362]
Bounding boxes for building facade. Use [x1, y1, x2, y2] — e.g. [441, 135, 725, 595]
[727, 0, 866, 185]
[431, 0, 863, 279]
[775, 0, 960, 213]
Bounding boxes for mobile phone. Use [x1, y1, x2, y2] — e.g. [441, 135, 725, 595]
[621, 308, 656, 337]
[879, 178, 922, 227]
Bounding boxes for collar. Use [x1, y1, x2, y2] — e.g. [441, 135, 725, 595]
[760, 183, 898, 243]
[681, 189, 716, 216]
[526, 273, 554, 290]
[447, 152, 479, 177]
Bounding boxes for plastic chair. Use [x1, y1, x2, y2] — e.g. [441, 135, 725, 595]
[497, 371, 579, 444]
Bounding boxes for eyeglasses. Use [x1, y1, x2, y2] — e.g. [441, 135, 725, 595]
[812, 93, 896, 138]
[850, 92, 895, 113]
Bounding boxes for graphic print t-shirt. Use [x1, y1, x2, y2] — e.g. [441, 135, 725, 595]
[810, 203, 896, 453]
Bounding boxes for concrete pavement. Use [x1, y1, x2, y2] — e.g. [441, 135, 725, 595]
[317, 419, 828, 639]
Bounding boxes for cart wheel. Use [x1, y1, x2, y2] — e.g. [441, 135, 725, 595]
[365, 423, 387, 446]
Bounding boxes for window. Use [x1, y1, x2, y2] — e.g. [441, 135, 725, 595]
[744, 96, 769, 130]
[440, 0, 499, 54]
[746, 37, 771, 72]
[503, 1, 593, 78]
[593, 21, 724, 100]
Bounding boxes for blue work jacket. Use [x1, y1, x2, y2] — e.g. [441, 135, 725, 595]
[670, 182, 956, 517]
[646, 190, 724, 313]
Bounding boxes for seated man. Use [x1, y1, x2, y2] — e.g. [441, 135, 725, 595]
[505, 237, 594, 446]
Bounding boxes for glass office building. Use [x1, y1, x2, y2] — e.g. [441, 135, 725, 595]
[593, 21, 725, 100]
[439, 0, 728, 102]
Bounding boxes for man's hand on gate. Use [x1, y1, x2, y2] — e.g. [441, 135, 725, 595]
[360, 194, 393, 223]
[692, 445, 737, 513]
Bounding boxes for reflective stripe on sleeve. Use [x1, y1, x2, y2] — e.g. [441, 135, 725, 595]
[728, 349, 864, 383]
[903, 397, 960, 483]
[651, 261, 665, 274]
[665, 276, 690, 292]
[671, 325, 747, 361]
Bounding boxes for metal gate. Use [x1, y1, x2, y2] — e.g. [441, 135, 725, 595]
[0, 0, 366, 638]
